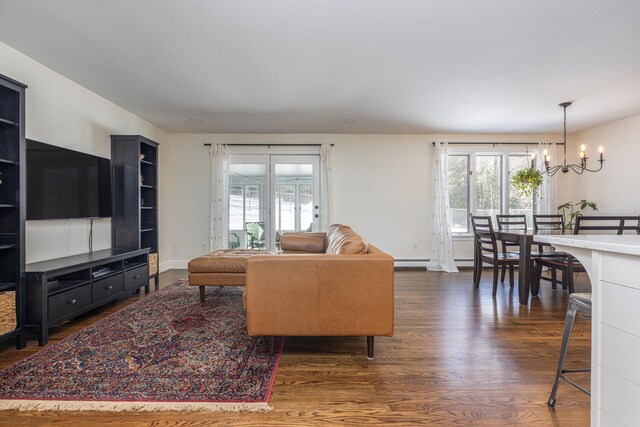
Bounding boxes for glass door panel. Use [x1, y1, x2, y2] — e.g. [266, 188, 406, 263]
[228, 160, 268, 250]
[271, 156, 319, 250]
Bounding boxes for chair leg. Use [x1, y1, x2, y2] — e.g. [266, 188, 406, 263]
[474, 261, 482, 289]
[551, 268, 558, 291]
[501, 265, 507, 283]
[492, 264, 499, 296]
[567, 258, 575, 294]
[508, 266, 515, 288]
[548, 300, 579, 407]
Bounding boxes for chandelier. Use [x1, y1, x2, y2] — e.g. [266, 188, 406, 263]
[542, 101, 605, 176]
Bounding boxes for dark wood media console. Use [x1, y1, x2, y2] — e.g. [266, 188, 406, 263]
[25, 248, 149, 345]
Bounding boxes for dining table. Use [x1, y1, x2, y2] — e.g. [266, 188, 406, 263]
[491, 229, 567, 305]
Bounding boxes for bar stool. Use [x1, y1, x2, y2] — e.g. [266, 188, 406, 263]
[548, 292, 592, 407]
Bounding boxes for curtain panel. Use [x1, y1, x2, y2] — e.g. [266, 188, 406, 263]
[319, 144, 333, 231]
[427, 142, 458, 273]
[209, 144, 229, 251]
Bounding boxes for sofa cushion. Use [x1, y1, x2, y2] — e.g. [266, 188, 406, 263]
[326, 225, 369, 255]
[188, 249, 270, 273]
[280, 232, 326, 253]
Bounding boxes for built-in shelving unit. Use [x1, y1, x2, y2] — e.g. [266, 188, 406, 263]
[111, 135, 159, 286]
[0, 73, 26, 349]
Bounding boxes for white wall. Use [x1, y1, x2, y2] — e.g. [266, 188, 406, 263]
[0, 42, 171, 265]
[166, 133, 559, 267]
[561, 112, 640, 214]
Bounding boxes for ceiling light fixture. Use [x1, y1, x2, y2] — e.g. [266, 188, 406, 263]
[342, 118, 356, 123]
[542, 102, 604, 176]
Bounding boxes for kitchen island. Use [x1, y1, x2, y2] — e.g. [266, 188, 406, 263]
[535, 234, 640, 427]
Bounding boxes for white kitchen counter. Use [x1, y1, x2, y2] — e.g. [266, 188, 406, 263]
[535, 234, 640, 427]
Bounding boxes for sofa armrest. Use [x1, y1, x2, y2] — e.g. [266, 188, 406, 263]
[245, 253, 394, 337]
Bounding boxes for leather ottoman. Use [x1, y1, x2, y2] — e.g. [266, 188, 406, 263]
[188, 249, 274, 302]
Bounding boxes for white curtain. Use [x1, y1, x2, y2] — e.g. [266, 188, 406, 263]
[427, 142, 458, 273]
[538, 142, 558, 215]
[209, 144, 229, 251]
[319, 144, 333, 231]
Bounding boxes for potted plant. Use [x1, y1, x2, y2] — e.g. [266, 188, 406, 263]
[557, 199, 598, 230]
[511, 167, 543, 197]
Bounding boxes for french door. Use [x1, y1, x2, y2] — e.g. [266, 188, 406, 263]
[227, 154, 319, 251]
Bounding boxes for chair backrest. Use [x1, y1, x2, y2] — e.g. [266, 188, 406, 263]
[496, 215, 527, 231]
[533, 214, 564, 232]
[245, 221, 266, 241]
[471, 215, 498, 257]
[574, 215, 640, 235]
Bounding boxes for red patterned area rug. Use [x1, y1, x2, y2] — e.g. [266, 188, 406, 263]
[0, 281, 284, 412]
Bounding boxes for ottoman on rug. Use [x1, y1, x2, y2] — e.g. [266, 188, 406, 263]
[188, 249, 274, 302]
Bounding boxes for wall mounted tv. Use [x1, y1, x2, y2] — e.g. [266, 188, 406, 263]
[26, 140, 112, 220]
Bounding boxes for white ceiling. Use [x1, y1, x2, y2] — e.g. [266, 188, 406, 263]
[1, 0, 640, 134]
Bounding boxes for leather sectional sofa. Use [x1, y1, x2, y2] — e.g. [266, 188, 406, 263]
[245, 224, 394, 359]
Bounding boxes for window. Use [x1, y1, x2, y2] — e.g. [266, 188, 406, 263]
[447, 151, 536, 234]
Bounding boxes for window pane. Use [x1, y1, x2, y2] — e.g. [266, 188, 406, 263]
[475, 155, 502, 217]
[509, 155, 534, 226]
[447, 155, 469, 233]
[300, 185, 313, 232]
[245, 185, 261, 223]
[276, 185, 296, 231]
[229, 185, 244, 231]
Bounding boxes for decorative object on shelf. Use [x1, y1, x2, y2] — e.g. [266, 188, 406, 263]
[542, 102, 605, 176]
[140, 198, 144, 207]
[0, 292, 17, 335]
[557, 199, 598, 230]
[139, 175, 144, 184]
[139, 154, 145, 161]
[149, 252, 158, 276]
[511, 167, 543, 197]
[0, 171, 3, 185]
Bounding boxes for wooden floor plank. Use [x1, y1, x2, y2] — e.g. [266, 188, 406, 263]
[0, 269, 591, 425]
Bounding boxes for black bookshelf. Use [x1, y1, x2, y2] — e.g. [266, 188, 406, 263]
[0, 73, 26, 349]
[111, 135, 159, 286]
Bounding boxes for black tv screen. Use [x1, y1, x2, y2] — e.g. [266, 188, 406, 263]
[27, 140, 112, 220]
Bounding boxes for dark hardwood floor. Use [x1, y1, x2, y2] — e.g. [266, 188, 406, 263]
[0, 268, 591, 426]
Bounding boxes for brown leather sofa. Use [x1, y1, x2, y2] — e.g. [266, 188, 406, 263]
[245, 224, 394, 359]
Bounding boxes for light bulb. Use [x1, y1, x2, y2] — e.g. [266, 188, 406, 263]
[545, 155, 551, 162]
[580, 151, 585, 158]
[580, 144, 586, 152]
[543, 149, 548, 156]
[599, 146, 604, 153]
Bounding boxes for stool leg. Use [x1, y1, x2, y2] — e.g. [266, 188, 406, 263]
[548, 300, 578, 407]
[199, 286, 205, 303]
[501, 265, 507, 283]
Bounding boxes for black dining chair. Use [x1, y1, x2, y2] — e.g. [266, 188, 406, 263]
[471, 215, 519, 296]
[496, 215, 527, 284]
[532, 214, 569, 291]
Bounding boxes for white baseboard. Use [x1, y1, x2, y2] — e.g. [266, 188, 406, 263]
[159, 259, 474, 272]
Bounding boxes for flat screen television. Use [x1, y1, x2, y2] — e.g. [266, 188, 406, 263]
[27, 139, 112, 220]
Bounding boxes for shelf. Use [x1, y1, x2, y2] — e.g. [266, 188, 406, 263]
[140, 184, 155, 189]
[48, 280, 90, 295]
[0, 204, 16, 208]
[124, 261, 147, 271]
[0, 158, 18, 165]
[140, 228, 155, 233]
[0, 117, 17, 127]
[140, 206, 156, 210]
[140, 159, 156, 166]
[0, 282, 16, 292]
[0, 244, 16, 250]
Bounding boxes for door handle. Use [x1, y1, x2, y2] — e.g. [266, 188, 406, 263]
[134, 275, 140, 279]
[107, 285, 113, 290]
[314, 214, 319, 218]
[70, 299, 77, 304]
